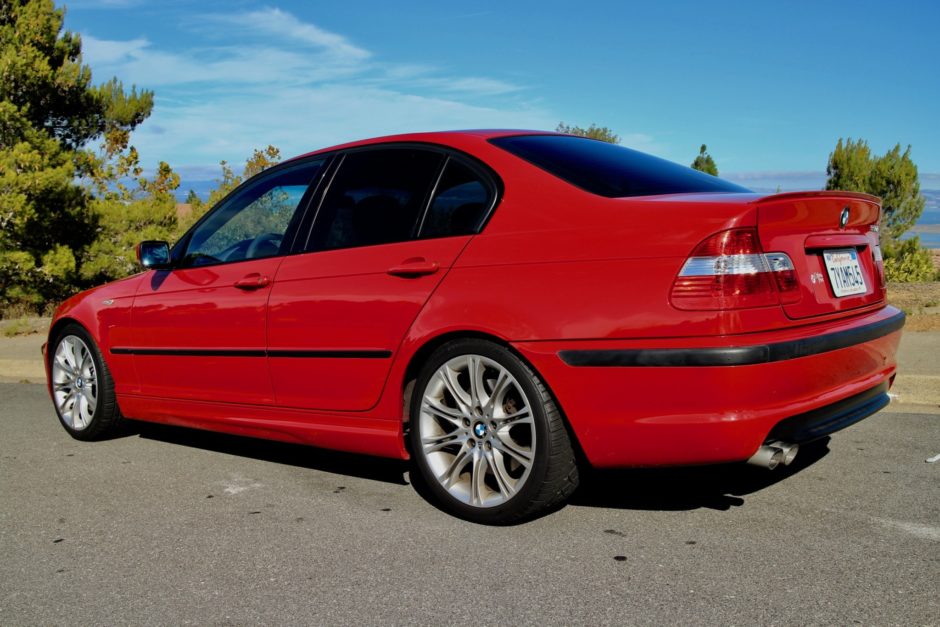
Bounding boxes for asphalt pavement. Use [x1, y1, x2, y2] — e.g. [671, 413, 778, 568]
[1, 382, 937, 625]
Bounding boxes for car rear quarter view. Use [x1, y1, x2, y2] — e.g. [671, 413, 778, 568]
[44, 130, 904, 524]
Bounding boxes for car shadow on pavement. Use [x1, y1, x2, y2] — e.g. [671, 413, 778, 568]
[570, 438, 831, 512]
[122, 419, 831, 515]
[129, 420, 410, 486]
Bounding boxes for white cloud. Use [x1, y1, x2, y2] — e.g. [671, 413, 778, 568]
[134, 83, 557, 169]
[78, 8, 571, 169]
[206, 8, 370, 62]
[81, 35, 149, 64]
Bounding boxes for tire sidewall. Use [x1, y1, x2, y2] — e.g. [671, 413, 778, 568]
[409, 339, 552, 524]
[50, 323, 112, 439]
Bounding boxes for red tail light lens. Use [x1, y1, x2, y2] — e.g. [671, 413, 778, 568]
[871, 243, 886, 290]
[764, 253, 800, 304]
[670, 229, 800, 310]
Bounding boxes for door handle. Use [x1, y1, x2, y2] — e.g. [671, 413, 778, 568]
[233, 273, 271, 290]
[387, 258, 440, 278]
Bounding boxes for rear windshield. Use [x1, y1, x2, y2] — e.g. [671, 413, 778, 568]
[490, 134, 750, 198]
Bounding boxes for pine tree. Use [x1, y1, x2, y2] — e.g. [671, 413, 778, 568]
[555, 122, 620, 144]
[0, 0, 154, 312]
[825, 137, 932, 281]
[691, 144, 718, 176]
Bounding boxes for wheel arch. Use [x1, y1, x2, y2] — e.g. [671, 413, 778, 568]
[398, 329, 589, 466]
[46, 317, 86, 366]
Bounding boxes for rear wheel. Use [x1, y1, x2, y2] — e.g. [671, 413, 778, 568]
[50, 323, 121, 440]
[409, 339, 578, 524]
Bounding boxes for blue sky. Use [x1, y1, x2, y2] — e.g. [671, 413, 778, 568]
[66, 0, 940, 190]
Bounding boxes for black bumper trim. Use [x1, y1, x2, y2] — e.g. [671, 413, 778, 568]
[558, 310, 905, 367]
[766, 382, 890, 443]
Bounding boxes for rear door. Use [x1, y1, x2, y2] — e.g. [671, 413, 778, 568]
[756, 192, 885, 320]
[129, 157, 326, 404]
[267, 147, 497, 411]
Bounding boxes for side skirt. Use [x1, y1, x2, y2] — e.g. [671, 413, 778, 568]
[117, 394, 408, 460]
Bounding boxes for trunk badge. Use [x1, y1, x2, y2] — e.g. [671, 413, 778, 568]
[839, 207, 850, 230]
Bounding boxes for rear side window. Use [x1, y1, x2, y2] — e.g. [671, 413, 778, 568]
[308, 149, 444, 251]
[419, 159, 493, 239]
[491, 134, 750, 198]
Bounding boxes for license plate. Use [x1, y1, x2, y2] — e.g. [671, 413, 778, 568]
[823, 248, 867, 297]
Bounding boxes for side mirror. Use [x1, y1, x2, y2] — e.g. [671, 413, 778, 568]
[136, 240, 172, 269]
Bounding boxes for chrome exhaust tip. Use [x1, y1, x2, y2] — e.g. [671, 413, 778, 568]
[747, 441, 799, 470]
[769, 440, 799, 466]
[747, 445, 785, 470]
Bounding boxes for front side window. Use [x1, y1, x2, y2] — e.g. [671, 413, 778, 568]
[183, 159, 324, 266]
[307, 148, 444, 252]
[419, 159, 493, 239]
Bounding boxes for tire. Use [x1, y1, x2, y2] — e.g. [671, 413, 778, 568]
[49, 323, 122, 441]
[409, 339, 579, 524]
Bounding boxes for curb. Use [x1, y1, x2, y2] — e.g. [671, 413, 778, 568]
[888, 374, 940, 407]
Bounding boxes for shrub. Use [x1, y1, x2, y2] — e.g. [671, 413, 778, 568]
[883, 237, 938, 282]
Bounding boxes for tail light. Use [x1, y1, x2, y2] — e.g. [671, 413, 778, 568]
[870, 226, 886, 290]
[670, 228, 800, 310]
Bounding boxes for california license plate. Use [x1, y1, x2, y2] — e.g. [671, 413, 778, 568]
[823, 248, 867, 297]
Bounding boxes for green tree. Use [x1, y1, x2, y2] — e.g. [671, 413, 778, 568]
[691, 144, 718, 176]
[79, 158, 181, 285]
[825, 138, 925, 245]
[0, 0, 153, 313]
[555, 122, 620, 144]
[825, 137, 932, 281]
[179, 145, 282, 233]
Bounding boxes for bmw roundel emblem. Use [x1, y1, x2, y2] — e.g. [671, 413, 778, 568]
[840, 207, 850, 230]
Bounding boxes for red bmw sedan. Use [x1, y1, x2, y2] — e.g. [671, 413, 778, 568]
[44, 130, 903, 523]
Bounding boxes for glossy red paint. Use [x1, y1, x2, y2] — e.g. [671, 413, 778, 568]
[46, 130, 903, 468]
[267, 236, 470, 411]
[130, 257, 282, 404]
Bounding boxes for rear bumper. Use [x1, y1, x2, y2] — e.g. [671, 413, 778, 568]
[513, 307, 903, 468]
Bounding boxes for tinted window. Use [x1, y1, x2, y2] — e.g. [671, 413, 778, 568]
[420, 159, 492, 238]
[183, 159, 324, 266]
[308, 149, 444, 251]
[491, 135, 750, 198]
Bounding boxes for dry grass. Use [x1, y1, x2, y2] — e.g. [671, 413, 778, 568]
[888, 281, 940, 331]
[0, 317, 50, 338]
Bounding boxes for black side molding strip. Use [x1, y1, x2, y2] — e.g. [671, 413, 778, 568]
[559, 310, 905, 367]
[110, 348, 392, 359]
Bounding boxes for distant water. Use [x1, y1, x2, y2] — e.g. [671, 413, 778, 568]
[909, 232, 940, 248]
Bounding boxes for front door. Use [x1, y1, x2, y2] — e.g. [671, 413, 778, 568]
[128, 157, 326, 404]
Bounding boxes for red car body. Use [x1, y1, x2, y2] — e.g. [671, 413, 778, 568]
[44, 130, 903, 469]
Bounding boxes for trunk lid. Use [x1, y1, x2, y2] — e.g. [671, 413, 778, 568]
[755, 191, 885, 320]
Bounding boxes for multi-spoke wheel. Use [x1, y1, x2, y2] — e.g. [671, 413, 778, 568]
[50, 324, 121, 440]
[409, 339, 579, 524]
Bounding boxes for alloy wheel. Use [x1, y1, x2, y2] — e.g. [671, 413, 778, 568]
[52, 335, 98, 431]
[417, 354, 536, 508]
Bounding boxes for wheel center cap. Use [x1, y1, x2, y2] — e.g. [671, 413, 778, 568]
[473, 422, 487, 438]
[75, 378, 83, 389]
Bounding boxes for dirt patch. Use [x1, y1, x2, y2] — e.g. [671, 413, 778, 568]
[886, 281, 940, 331]
[887, 282, 940, 313]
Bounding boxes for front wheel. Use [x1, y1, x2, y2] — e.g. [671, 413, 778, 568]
[50, 323, 122, 440]
[409, 339, 579, 524]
